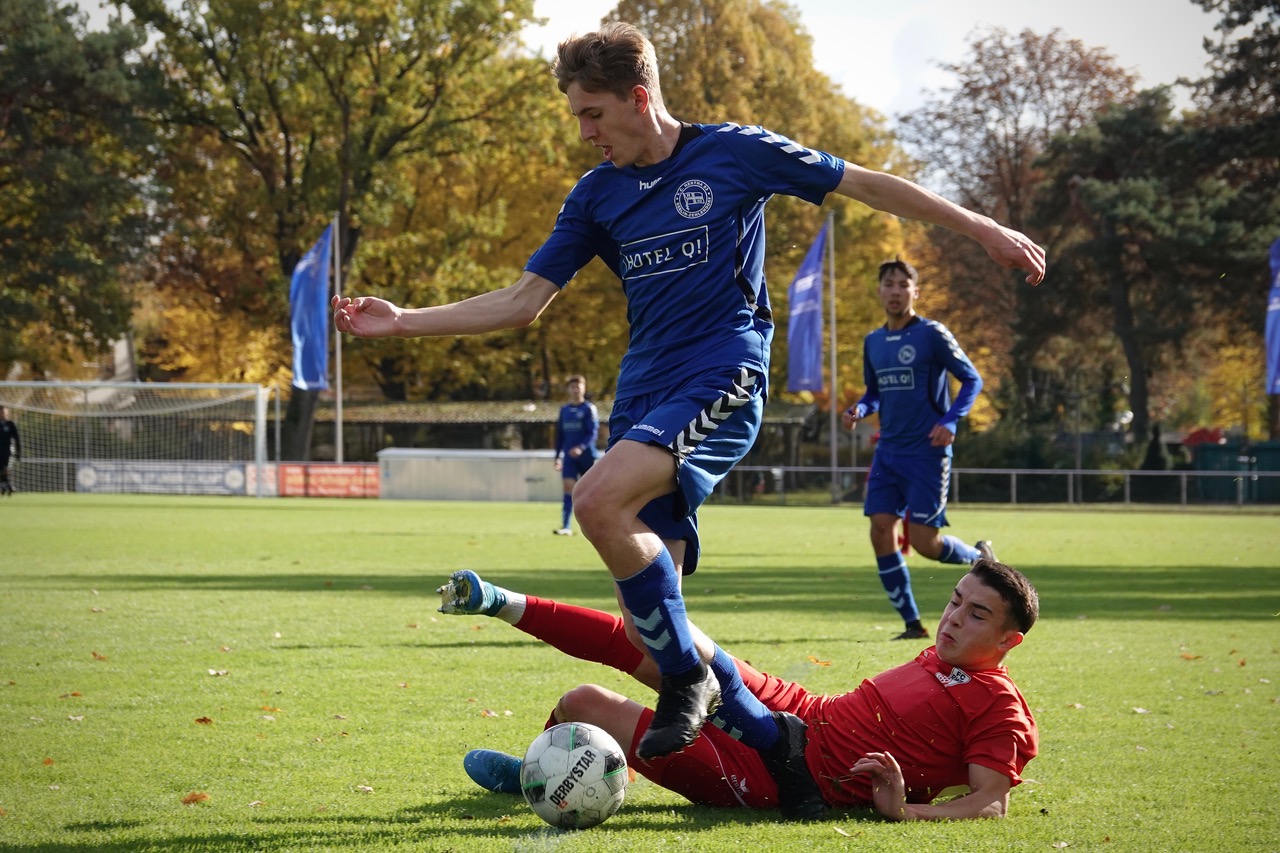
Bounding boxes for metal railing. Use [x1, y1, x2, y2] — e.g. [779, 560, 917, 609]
[720, 465, 1280, 508]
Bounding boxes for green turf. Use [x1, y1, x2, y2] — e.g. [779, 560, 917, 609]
[1, 495, 1277, 851]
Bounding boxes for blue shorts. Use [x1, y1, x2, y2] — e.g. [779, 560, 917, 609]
[609, 367, 766, 574]
[863, 447, 952, 528]
[560, 452, 596, 480]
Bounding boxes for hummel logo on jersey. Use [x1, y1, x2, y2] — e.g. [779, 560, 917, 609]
[934, 667, 972, 688]
[639, 177, 663, 191]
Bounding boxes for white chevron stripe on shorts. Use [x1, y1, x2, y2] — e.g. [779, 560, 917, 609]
[673, 368, 758, 460]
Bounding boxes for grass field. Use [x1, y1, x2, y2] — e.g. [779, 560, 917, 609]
[1, 495, 1277, 852]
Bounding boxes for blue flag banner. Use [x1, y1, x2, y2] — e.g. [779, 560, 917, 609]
[1268, 238, 1280, 395]
[290, 225, 333, 391]
[787, 222, 829, 392]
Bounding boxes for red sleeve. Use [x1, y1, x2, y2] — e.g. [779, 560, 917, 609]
[963, 676, 1038, 784]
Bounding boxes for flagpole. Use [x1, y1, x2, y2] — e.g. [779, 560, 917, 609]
[333, 212, 344, 464]
[825, 211, 838, 504]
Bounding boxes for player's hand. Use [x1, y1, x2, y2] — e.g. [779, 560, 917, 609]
[841, 407, 861, 431]
[928, 424, 955, 448]
[568, 447, 582, 458]
[554, 459, 563, 472]
[982, 225, 1045, 285]
[332, 295, 402, 338]
[851, 751, 908, 820]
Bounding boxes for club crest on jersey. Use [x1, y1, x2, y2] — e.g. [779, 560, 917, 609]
[935, 667, 972, 688]
[897, 345, 917, 365]
[674, 179, 713, 219]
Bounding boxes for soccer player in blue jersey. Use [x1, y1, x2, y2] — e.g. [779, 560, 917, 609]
[843, 260, 995, 641]
[333, 22, 1045, 819]
[553, 375, 599, 535]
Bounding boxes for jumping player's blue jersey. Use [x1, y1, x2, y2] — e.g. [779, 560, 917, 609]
[526, 123, 845, 397]
[555, 401, 599, 461]
[855, 316, 982, 457]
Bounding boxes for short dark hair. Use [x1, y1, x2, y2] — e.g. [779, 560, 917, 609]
[878, 258, 918, 284]
[969, 559, 1039, 634]
[554, 22, 662, 103]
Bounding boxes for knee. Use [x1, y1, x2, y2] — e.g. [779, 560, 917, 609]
[556, 684, 618, 724]
[569, 478, 612, 539]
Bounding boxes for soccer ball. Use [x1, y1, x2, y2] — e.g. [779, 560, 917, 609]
[520, 722, 628, 829]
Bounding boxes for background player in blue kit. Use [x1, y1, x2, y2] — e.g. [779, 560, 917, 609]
[842, 260, 995, 641]
[333, 22, 1045, 819]
[552, 375, 599, 535]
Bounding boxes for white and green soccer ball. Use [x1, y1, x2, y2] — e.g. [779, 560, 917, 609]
[521, 722, 628, 829]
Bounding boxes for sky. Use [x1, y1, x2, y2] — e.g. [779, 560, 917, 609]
[522, 0, 1221, 117]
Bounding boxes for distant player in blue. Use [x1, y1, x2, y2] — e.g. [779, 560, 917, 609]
[843, 260, 996, 641]
[553, 375, 599, 535]
[334, 23, 1045, 820]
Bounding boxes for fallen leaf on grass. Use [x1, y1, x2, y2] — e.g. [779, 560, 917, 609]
[333, 714, 348, 720]
[181, 792, 210, 806]
[1132, 708, 1150, 714]
[1180, 653, 1201, 660]
[260, 715, 275, 722]
[91, 651, 107, 661]
[1053, 843, 1070, 850]
[59, 692, 82, 698]
[68, 715, 84, 722]
[356, 785, 374, 794]
[0, 806, 7, 816]
[834, 826, 860, 837]
[208, 670, 229, 677]
[195, 717, 213, 725]
[480, 709, 499, 718]
[43, 758, 54, 766]
[1238, 658, 1246, 667]
[807, 656, 832, 667]
[248, 800, 265, 807]
[261, 706, 282, 712]
[90, 607, 105, 613]
[1066, 703, 1085, 709]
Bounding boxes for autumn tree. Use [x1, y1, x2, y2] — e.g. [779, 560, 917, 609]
[0, 0, 159, 376]
[896, 27, 1137, 423]
[1031, 89, 1251, 442]
[1188, 0, 1280, 439]
[125, 0, 548, 456]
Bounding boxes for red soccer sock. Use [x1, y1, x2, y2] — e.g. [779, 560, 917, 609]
[515, 595, 645, 674]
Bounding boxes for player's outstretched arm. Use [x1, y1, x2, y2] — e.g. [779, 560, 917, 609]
[853, 753, 1013, 820]
[333, 272, 561, 339]
[834, 165, 1046, 285]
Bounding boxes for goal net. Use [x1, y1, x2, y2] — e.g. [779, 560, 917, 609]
[0, 382, 269, 496]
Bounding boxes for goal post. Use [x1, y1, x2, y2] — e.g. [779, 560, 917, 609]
[0, 381, 269, 496]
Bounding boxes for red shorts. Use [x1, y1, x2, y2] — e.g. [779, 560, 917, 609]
[627, 662, 821, 809]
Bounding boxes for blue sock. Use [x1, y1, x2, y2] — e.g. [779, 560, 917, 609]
[707, 645, 778, 749]
[561, 494, 573, 529]
[877, 552, 920, 624]
[937, 535, 978, 564]
[615, 550, 699, 676]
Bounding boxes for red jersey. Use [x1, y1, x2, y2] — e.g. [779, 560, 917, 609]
[805, 647, 1037, 807]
